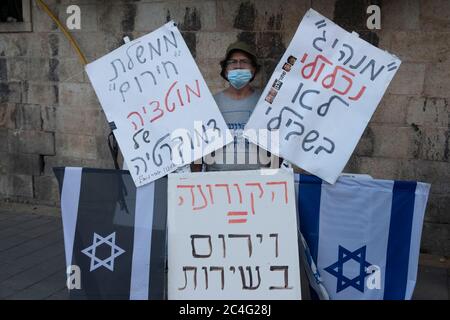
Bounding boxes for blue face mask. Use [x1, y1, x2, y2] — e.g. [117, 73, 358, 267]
[227, 69, 253, 89]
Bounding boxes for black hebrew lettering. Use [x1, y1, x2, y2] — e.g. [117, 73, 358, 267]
[190, 235, 212, 258]
[178, 266, 197, 291]
[317, 95, 349, 117]
[202, 266, 208, 290]
[228, 234, 252, 258]
[238, 266, 261, 290]
[269, 266, 293, 290]
[210, 267, 225, 290]
[152, 133, 171, 166]
[267, 106, 304, 131]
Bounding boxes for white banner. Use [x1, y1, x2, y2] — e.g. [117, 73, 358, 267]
[168, 169, 302, 300]
[244, 9, 401, 184]
[86, 22, 232, 187]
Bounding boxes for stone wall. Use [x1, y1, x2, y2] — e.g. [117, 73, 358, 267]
[0, 0, 448, 256]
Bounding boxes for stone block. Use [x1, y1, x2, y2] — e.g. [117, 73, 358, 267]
[82, 158, 115, 170]
[59, 32, 107, 60]
[0, 34, 29, 57]
[95, 135, 114, 162]
[0, 59, 7, 81]
[41, 106, 56, 132]
[424, 194, 450, 224]
[351, 156, 401, 180]
[42, 155, 84, 176]
[415, 128, 449, 162]
[216, 0, 255, 32]
[406, 97, 449, 128]
[0, 152, 41, 176]
[217, 0, 307, 32]
[52, 107, 107, 136]
[32, 33, 60, 58]
[310, 0, 334, 20]
[398, 159, 450, 184]
[34, 176, 60, 203]
[0, 128, 7, 152]
[25, 83, 59, 105]
[26, 58, 59, 82]
[55, 133, 97, 160]
[57, 4, 98, 33]
[6, 58, 28, 82]
[98, 3, 138, 34]
[370, 125, 418, 159]
[420, 0, 450, 31]
[382, 0, 420, 31]
[196, 32, 239, 60]
[371, 94, 408, 125]
[59, 82, 99, 108]
[101, 1, 216, 34]
[57, 59, 85, 83]
[12, 104, 42, 131]
[354, 126, 374, 157]
[8, 129, 55, 155]
[390, 31, 450, 63]
[0, 82, 22, 104]
[195, 58, 225, 90]
[388, 62, 425, 95]
[129, 1, 175, 32]
[256, 32, 286, 60]
[0, 103, 15, 129]
[421, 222, 449, 256]
[0, 174, 33, 198]
[424, 60, 450, 98]
[31, 0, 59, 32]
[178, 0, 216, 31]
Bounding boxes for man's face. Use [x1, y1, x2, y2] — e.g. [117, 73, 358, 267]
[225, 51, 256, 77]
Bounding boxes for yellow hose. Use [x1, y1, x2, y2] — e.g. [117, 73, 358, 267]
[35, 0, 88, 66]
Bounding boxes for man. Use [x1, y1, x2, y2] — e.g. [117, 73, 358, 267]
[193, 41, 273, 171]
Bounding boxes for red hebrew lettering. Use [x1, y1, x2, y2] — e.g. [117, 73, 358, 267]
[266, 181, 289, 204]
[215, 184, 232, 204]
[127, 111, 144, 131]
[193, 185, 208, 211]
[301, 54, 333, 81]
[227, 211, 248, 224]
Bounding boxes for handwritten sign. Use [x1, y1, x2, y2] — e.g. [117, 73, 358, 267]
[244, 9, 401, 184]
[167, 169, 302, 300]
[86, 22, 232, 187]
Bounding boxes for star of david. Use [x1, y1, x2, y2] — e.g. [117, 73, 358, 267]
[81, 232, 125, 272]
[324, 245, 372, 293]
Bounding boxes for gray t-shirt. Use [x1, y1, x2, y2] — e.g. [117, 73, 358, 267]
[205, 89, 271, 171]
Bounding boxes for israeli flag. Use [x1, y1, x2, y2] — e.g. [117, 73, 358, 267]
[54, 167, 167, 300]
[295, 174, 430, 300]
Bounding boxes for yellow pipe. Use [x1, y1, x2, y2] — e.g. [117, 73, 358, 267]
[35, 0, 88, 66]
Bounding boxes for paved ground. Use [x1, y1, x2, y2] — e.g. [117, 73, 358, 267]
[0, 210, 448, 300]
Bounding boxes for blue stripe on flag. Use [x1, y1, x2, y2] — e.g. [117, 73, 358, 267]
[298, 174, 322, 263]
[384, 181, 417, 300]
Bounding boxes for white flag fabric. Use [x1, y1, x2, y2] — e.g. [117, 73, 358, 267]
[295, 174, 430, 300]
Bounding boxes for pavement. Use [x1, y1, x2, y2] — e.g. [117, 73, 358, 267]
[0, 209, 448, 300]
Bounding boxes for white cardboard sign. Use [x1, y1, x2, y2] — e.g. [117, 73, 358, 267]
[244, 9, 401, 184]
[86, 22, 232, 187]
[168, 169, 302, 300]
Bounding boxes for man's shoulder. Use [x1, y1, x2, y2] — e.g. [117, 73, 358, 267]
[212, 90, 226, 105]
[213, 90, 225, 99]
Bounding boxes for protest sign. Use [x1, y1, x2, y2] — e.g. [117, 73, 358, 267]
[167, 169, 302, 300]
[244, 9, 401, 184]
[86, 22, 232, 187]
